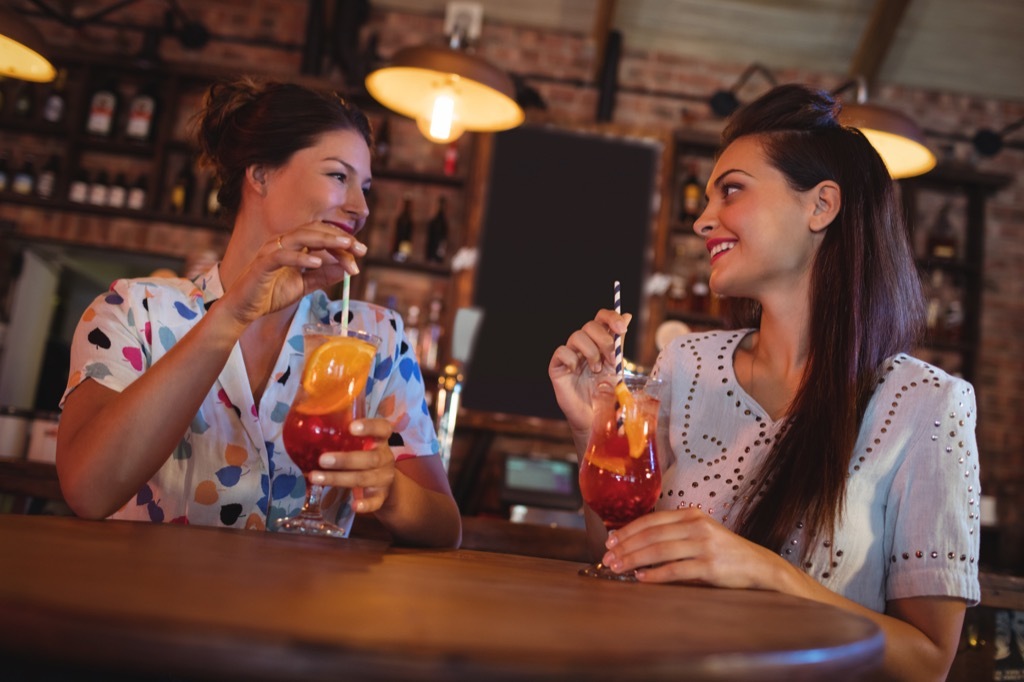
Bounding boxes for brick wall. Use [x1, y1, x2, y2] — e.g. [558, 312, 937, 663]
[11, 1, 1024, 566]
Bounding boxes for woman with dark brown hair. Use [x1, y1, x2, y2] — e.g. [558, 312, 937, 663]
[550, 84, 978, 680]
[56, 77, 461, 548]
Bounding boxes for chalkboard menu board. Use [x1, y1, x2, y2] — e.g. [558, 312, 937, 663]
[461, 125, 664, 420]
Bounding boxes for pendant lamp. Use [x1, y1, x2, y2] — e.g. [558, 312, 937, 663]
[364, 17, 523, 144]
[0, 5, 57, 82]
[835, 78, 936, 179]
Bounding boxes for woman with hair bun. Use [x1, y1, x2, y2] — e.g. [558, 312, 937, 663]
[57, 77, 461, 548]
[551, 84, 978, 680]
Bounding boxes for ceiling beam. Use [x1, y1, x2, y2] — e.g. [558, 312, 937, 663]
[849, 0, 912, 90]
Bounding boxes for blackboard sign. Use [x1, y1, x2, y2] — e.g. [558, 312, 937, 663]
[461, 125, 664, 420]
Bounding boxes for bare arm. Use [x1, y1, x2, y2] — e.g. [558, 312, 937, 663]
[57, 224, 361, 518]
[604, 508, 967, 681]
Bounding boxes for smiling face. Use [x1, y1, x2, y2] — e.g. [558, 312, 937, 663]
[258, 128, 373, 237]
[694, 135, 830, 303]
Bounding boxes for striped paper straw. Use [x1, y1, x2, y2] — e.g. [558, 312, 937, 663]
[340, 273, 351, 334]
[614, 280, 625, 432]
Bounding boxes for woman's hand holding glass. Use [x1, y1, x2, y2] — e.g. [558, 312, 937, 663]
[308, 416, 396, 514]
[600, 507, 793, 589]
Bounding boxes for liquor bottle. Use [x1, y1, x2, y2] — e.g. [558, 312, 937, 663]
[11, 158, 35, 195]
[202, 175, 221, 217]
[679, 163, 702, 221]
[374, 116, 391, 169]
[418, 298, 444, 371]
[41, 68, 68, 124]
[127, 173, 148, 210]
[85, 78, 119, 137]
[443, 142, 458, 176]
[391, 195, 414, 262]
[68, 168, 90, 203]
[0, 154, 9, 192]
[88, 170, 110, 206]
[169, 163, 195, 215]
[36, 154, 60, 199]
[425, 196, 449, 263]
[926, 202, 957, 260]
[108, 172, 128, 208]
[124, 82, 158, 142]
[404, 304, 422, 361]
[12, 82, 34, 119]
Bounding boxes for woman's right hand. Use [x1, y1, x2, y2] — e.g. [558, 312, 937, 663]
[548, 309, 631, 435]
[220, 222, 366, 328]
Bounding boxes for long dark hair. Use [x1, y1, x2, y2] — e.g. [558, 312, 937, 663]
[193, 76, 373, 221]
[722, 84, 925, 559]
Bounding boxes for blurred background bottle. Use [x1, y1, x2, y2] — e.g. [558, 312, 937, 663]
[426, 195, 449, 263]
[391, 195, 414, 262]
[85, 78, 119, 137]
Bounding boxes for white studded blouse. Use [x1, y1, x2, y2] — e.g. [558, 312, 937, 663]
[651, 329, 981, 612]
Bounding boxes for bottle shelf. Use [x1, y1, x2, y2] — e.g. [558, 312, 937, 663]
[0, 191, 227, 231]
[362, 255, 451, 277]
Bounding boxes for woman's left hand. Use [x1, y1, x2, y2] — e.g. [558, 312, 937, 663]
[310, 417, 395, 513]
[601, 508, 791, 590]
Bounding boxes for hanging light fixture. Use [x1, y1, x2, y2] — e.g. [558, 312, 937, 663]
[0, 5, 57, 82]
[364, 3, 523, 144]
[834, 77, 936, 179]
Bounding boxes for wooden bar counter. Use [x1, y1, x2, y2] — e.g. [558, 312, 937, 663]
[0, 515, 882, 681]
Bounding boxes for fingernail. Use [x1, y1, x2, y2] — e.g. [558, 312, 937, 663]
[304, 255, 323, 266]
[319, 454, 335, 467]
[350, 421, 364, 435]
[605, 534, 618, 548]
[353, 243, 368, 255]
[311, 473, 326, 483]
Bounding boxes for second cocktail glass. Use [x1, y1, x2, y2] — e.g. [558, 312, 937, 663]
[274, 323, 381, 538]
[578, 373, 663, 580]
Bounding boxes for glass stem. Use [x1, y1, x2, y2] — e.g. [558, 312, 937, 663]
[300, 482, 325, 519]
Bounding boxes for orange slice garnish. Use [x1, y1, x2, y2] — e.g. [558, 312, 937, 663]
[297, 336, 376, 415]
[615, 382, 647, 458]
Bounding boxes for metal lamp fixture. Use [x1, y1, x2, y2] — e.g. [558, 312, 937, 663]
[834, 78, 936, 179]
[364, 5, 523, 144]
[0, 5, 57, 82]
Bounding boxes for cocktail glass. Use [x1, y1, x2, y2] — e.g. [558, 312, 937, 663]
[578, 373, 663, 580]
[273, 323, 381, 538]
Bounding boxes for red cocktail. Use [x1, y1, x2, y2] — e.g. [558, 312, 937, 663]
[579, 374, 662, 579]
[274, 324, 380, 538]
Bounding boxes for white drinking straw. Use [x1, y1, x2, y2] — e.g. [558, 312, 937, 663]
[340, 273, 351, 335]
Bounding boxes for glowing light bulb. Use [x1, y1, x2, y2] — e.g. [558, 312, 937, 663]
[416, 86, 465, 144]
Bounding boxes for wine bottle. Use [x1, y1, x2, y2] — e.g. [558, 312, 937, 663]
[391, 195, 414, 262]
[0, 154, 9, 192]
[41, 68, 68, 124]
[169, 163, 195, 215]
[108, 172, 128, 208]
[88, 170, 110, 206]
[85, 78, 119, 137]
[926, 202, 958, 260]
[127, 173, 148, 210]
[13, 82, 34, 119]
[11, 158, 35, 195]
[679, 162, 702, 221]
[404, 304, 422, 361]
[36, 154, 60, 199]
[125, 82, 158, 142]
[425, 196, 449, 263]
[68, 168, 90, 203]
[418, 298, 444, 371]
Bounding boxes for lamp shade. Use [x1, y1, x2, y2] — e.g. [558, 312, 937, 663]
[0, 6, 57, 82]
[365, 45, 524, 143]
[840, 103, 936, 179]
